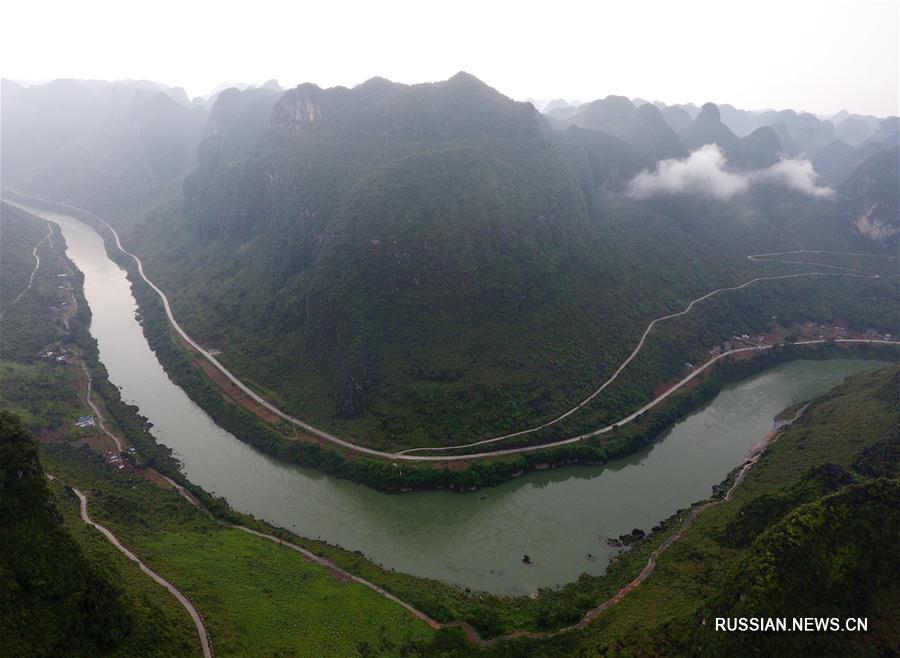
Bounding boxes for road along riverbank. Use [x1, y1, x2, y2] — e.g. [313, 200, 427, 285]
[5, 193, 897, 462]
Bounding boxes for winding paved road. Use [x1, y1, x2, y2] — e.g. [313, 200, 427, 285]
[7, 194, 899, 461]
[70, 486, 213, 658]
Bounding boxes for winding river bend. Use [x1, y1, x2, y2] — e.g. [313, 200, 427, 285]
[26, 205, 884, 596]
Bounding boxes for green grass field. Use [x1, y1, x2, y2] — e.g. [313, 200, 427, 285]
[140, 529, 434, 657]
[44, 448, 436, 657]
[51, 486, 201, 657]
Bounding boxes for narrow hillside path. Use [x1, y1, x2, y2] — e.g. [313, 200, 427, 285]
[70, 486, 213, 658]
[0, 222, 52, 317]
[77, 356, 124, 452]
[6, 194, 898, 461]
[466, 403, 810, 646]
[235, 403, 810, 647]
[53, 383, 816, 650]
[401, 252, 891, 454]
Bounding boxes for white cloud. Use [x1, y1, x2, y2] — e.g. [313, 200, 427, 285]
[627, 145, 748, 200]
[757, 158, 834, 198]
[626, 145, 834, 201]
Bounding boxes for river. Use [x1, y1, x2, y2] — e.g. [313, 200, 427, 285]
[20, 205, 885, 596]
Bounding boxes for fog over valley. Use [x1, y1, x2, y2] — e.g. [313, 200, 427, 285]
[1, 2, 898, 657]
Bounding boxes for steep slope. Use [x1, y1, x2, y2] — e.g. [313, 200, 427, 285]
[840, 146, 900, 245]
[0, 413, 132, 657]
[769, 121, 801, 157]
[717, 102, 761, 136]
[679, 102, 744, 159]
[736, 125, 784, 168]
[567, 96, 686, 160]
[758, 109, 836, 155]
[834, 112, 880, 146]
[119, 74, 898, 453]
[811, 139, 854, 181]
[657, 103, 693, 132]
[135, 73, 632, 446]
[1, 78, 208, 224]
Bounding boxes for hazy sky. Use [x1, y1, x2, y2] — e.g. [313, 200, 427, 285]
[2, 0, 898, 116]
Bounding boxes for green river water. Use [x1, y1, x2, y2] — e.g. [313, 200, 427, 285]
[28, 205, 885, 596]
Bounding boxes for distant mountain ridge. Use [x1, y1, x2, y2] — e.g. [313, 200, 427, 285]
[3, 72, 897, 451]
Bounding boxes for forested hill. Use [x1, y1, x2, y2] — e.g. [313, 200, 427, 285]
[3, 73, 898, 451]
[0, 413, 132, 656]
[120, 73, 896, 450]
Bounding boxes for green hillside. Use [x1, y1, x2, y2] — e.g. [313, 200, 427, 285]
[464, 365, 900, 657]
[115, 76, 897, 452]
[4, 75, 898, 456]
[0, 413, 198, 657]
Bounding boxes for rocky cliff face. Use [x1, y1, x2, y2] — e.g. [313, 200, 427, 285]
[841, 147, 900, 245]
[271, 84, 324, 129]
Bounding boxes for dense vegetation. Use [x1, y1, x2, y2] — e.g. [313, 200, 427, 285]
[456, 364, 900, 656]
[4, 74, 898, 457]
[1, 205, 444, 656]
[0, 413, 197, 657]
[2, 197, 897, 655]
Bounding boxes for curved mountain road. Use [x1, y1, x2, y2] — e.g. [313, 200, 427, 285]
[0, 222, 52, 317]
[7, 195, 898, 461]
[53, 395, 821, 650]
[70, 486, 213, 658]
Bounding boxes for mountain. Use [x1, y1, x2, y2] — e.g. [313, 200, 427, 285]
[679, 102, 744, 159]
[757, 109, 835, 155]
[140, 72, 632, 443]
[5, 73, 896, 453]
[1, 78, 208, 223]
[566, 96, 686, 160]
[0, 413, 132, 656]
[865, 116, 900, 147]
[769, 121, 801, 157]
[672, 101, 783, 168]
[811, 139, 855, 181]
[736, 125, 784, 168]
[840, 146, 900, 245]
[834, 112, 880, 146]
[657, 103, 693, 132]
[557, 126, 651, 191]
[676, 102, 700, 118]
[202, 85, 282, 150]
[717, 103, 761, 136]
[811, 114, 900, 187]
[542, 98, 573, 113]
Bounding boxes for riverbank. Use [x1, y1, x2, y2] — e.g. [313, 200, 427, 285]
[39, 362, 900, 648]
[6, 192, 899, 493]
[125, 264, 900, 493]
[5, 197, 898, 651]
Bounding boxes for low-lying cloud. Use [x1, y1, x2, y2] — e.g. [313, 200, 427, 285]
[627, 145, 834, 201]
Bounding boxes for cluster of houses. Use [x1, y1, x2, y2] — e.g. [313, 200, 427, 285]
[709, 333, 769, 357]
[704, 324, 895, 361]
[803, 322, 893, 342]
[74, 415, 95, 428]
[40, 346, 70, 363]
[103, 449, 134, 473]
